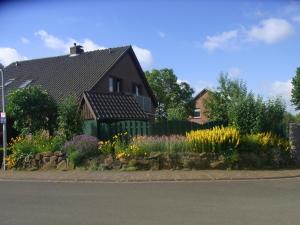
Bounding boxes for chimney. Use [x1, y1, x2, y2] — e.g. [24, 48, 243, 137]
[70, 43, 84, 55]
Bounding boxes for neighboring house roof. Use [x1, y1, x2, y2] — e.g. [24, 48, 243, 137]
[1, 45, 157, 108]
[194, 88, 210, 100]
[82, 92, 148, 121]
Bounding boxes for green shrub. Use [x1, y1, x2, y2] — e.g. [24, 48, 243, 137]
[98, 140, 114, 155]
[63, 135, 98, 156]
[7, 86, 58, 135]
[237, 132, 294, 168]
[99, 132, 130, 155]
[9, 131, 66, 168]
[58, 96, 83, 140]
[63, 135, 99, 167]
[68, 151, 82, 167]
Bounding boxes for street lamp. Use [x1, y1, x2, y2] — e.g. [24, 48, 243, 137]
[0, 64, 7, 171]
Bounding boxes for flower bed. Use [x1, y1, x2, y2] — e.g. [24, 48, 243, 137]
[6, 127, 295, 170]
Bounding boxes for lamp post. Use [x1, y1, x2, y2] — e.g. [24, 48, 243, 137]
[0, 65, 7, 171]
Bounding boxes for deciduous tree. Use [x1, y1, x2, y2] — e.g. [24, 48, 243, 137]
[291, 67, 300, 110]
[7, 86, 57, 134]
[145, 69, 194, 120]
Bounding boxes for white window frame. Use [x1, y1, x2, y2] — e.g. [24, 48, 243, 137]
[193, 108, 201, 118]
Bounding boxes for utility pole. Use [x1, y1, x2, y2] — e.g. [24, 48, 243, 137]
[0, 65, 7, 171]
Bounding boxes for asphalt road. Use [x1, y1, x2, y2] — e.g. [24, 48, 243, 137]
[0, 179, 300, 225]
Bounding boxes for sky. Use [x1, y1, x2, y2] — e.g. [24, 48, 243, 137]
[0, 0, 300, 113]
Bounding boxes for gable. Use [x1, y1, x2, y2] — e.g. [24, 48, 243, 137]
[91, 49, 157, 106]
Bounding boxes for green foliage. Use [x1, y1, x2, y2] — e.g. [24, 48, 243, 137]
[291, 67, 300, 110]
[238, 132, 294, 168]
[7, 86, 57, 134]
[166, 103, 188, 120]
[99, 132, 129, 155]
[63, 135, 99, 166]
[99, 140, 115, 155]
[254, 98, 286, 135]
[68, 151, 82, 167]
[283, 112, 300, 127]
[58, 96, 83, 140]
[9, 131, 66, 168]
[122, 135, 190, 157]
[205, 73, 286, 135]
[145, 68, 194, 120]
[228, 93, 261, 134]
[113, 128, 294, 169]
[205, 73, 247, 123]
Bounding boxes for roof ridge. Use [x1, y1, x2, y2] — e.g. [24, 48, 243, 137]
[5, 45, 131, 67]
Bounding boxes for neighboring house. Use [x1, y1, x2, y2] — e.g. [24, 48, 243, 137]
[189, 88, 210, 124]
[2, 44, 157, 138]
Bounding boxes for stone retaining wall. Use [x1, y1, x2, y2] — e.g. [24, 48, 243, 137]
[20, 151, 69, 170]
[289, 123, 300, 165]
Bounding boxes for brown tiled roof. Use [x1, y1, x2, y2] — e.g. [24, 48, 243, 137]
[83, 92, 148, 121]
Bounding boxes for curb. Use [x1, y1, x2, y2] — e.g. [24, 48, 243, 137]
[0, 174, 300, 184]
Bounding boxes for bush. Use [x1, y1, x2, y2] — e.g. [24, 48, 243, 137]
[68, 151, 82, 166]
[186, 126, 240, 154]
[238, 132, 294, 168]
[58, 96, 83, 140]
[9, 131, 66, 168]
[7, 86, 57, 134]
[63, 135, 99, 166]
[99, 132, 129, 155]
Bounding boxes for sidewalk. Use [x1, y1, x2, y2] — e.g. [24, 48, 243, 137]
[1, 169, 300, 183]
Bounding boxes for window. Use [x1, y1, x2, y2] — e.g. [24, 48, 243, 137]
[4, 78, 15, 86]
[19, 80, 32, 88]
[116, 79, 121, 93]
[108, 77, 122, 93]
[193, 108, 201, 118]
[109, 77, 114, 92]
[132, 84, 141, 96]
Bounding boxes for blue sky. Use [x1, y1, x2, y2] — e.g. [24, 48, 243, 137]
[1, 0, 300, 112]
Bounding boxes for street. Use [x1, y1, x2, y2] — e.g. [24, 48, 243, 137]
[0, 178, 300, 225]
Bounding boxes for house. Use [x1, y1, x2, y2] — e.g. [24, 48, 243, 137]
[189, 88, 210, 124]
[2, 44, 157, 138]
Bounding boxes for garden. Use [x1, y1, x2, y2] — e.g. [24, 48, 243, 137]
[3, 126, 295, 171]
[1, 73, 298, 171]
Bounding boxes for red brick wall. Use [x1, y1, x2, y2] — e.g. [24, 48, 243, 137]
[189, 91, 210, 124]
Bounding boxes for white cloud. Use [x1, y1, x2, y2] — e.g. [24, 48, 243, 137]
[35, 30, 153, 68]
[35, 30, 67, 50]
[158, 31, 166, 38]
[247, 18, 293, 44]
[202, 18, 294, 52]
[268, 79, 295, 113]
[78, 39, 105, 51]
[0, 47, 27, 66]
[35, 30, 105, 53]
[202, 30, 238, 52]
[292, 15, 300, 23]
[228, 67, 241, 78]
[132, 45, 153, 68]
[20, 37, 29, 44]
